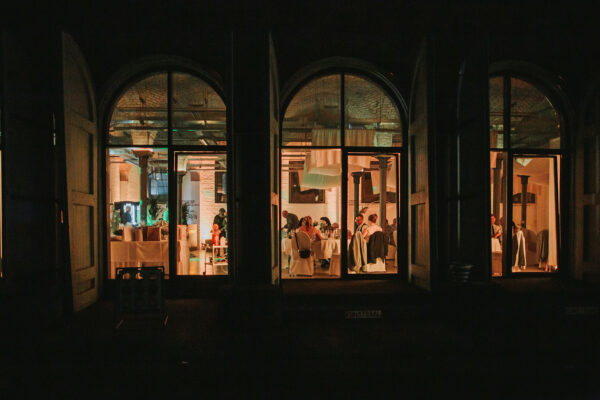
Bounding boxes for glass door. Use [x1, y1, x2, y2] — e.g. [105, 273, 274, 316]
[174, 151, 228, 276]
[508, 155, 560, 274]
[345, 152, 400, 276]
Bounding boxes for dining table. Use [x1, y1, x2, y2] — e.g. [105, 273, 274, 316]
[110, 239, 190, 277]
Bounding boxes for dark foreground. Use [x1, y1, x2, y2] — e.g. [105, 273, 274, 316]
[1, 279, 599, 398]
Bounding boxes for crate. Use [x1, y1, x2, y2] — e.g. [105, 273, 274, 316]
[114, 266, 167, 329]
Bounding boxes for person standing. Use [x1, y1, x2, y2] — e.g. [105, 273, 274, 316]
[384, 218, 397, 246]
[349, 214, 368, 272]
[282, 210, 299, 235]
[491, 214, 502, 243]
[121, 205, 132, 225]
[213, 208, 227, 239]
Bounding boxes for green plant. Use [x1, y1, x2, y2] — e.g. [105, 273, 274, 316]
[147, 196, 163, 225]
[181, 201, 197, 224]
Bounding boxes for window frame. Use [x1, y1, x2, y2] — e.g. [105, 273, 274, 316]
[103, 66, 230, 283]
[489, 71, 567, 278]
[279, 68, 408, 281]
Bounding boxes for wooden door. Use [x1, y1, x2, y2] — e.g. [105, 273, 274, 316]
[62, 32, 99, 311]
[269, 33, 281, 285]
[575, 87, 600, 282]
[408, 39, 436, 290]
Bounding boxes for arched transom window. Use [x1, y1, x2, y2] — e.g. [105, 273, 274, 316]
[283, 74, 403, 147]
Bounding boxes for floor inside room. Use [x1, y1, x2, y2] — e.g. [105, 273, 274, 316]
[187, 248, 228, 276]
[281, 256, 397, 279]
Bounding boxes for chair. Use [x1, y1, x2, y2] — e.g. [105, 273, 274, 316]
[147, 226, 161, 241]
[290, 231, 313, 276]
[329, 253, 341, 276]
[123, 225, 134, 242]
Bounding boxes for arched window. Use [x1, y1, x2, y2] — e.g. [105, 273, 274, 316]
[283, 74, 403, 147]
[280, 72, 406, 279]
[106, 69, 228, 279]
[489, 72, 564, 277]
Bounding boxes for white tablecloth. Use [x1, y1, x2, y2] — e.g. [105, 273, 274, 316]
[110, 239, 189, 277]
[311, 238, 339, 259]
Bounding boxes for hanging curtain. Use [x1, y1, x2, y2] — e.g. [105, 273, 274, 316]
[306, 149, 341, 176]
[345, 129, 376, 146]
[312, 129, 340, 146]
[548, 158, 558, 266]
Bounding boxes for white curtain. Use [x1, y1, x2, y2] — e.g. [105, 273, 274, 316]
[300, 167, 341, 190]
[345, 130, 375, 146]
[306, 149, 341, 176]
[548, 158, 558, 266]
[312, 129, 340, 146]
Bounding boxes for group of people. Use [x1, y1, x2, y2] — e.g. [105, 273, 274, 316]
[351, 213, 396, 245]
[348, 212, 396, 273]
[282, 210, 339, 275]
[282, 209, 398, 275]
[281, 211, 338, 241]
[491, 214, 553, 272]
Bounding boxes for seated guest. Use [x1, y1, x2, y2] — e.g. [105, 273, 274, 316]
[366, 213, 382, 240]
[491, 214, 503, 253]
[319, 217, 333, 238]
[331, 222, 340, 238]
[282, 210, 300, 235]
[384, 218, 397, 246]
[299, 216, 322, 241]
[491, 214, 502, 242]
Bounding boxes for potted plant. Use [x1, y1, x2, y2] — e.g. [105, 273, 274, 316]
[147, 196, 163, 226]
[181, 200, 197, 224]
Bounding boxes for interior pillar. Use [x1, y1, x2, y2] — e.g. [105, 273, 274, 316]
[177, 172, 185, 224]
[133, 150, 152, 225]
[492, 155, 503, 217]
[377, 156, 389, 227]
[351, 171, 364, 229]
[518, 174, 529, 228]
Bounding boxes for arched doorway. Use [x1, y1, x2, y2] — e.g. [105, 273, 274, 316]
[279, 69, 407, 279]
[104, 68, 230, 279]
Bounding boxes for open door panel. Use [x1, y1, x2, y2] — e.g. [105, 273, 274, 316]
[61, 32, 99, 312]
[269, 32, 281, 286]
[408, 38, 436, 290]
